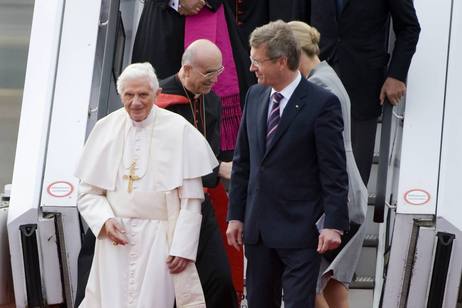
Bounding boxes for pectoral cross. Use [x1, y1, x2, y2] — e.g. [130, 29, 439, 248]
[123, 161, 140, 193]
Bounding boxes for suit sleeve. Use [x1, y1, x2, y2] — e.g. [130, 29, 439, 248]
[387, 0, 421, 82]
[227, 88, 252, 222]
[314, 95, 350, 231]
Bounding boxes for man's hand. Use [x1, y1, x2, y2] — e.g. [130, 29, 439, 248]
[179, 0, 205, 15]
[226, 220, 244, 251]
[101, 218, 129, 246]
[317, 229, 342, 254]
[380, 77, 407, 105]
[166, 256, 192, 274]
[218, 161, 232, 180]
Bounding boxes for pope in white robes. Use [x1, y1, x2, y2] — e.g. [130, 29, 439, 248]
[75, 62, 218, 308]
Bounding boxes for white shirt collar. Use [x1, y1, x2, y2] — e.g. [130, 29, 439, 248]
[268, 72, 302, 118]
[270, 71, 302, 102]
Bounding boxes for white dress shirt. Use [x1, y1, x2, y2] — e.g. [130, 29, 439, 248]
[267, 71, 302, 119]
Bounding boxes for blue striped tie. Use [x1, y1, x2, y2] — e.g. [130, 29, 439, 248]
[266, 92, 284, 148]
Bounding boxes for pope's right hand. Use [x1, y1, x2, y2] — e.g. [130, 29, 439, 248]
[226, 220, 244, 251]
[101, 218, 129, 246]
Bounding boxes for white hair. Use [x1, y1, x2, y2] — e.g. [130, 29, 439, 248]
[116, 62, 159, 94]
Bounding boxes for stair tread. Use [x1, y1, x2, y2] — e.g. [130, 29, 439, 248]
[350, 276, 375, 289]
[373, 153, 380, 164]
[363, 234, 379, 247]
[368, 194, 376, 205]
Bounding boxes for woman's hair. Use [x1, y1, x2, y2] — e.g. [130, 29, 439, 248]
[116, 62, 159, 94]
[288, 21, 321, 58]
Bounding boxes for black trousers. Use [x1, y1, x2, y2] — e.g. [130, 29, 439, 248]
[350, 116, 379, 186]
[245, 241, 320, 308]
[74, 197, 237, 308]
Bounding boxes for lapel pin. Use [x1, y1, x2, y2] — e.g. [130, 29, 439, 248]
[295, 105, 299, 109]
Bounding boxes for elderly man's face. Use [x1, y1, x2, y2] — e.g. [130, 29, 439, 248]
[186, 57, 223, 95]
[121, 78, 160, 122]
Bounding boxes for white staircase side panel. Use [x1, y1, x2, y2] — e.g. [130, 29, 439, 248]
[7, 0, 63, 224]
[7, 1, 65, 306]
[437, 0, 462, 231]
[41, 0, 102, 208]
[396, 0, 452, 215]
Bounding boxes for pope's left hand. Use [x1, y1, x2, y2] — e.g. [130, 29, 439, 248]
[317, 229, 342, 254]
[166, 255, 192, 274]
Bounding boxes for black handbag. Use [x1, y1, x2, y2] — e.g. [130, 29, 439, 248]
[322, 222, 361, 262]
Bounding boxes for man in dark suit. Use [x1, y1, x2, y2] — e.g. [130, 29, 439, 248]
[310, 0, 420, 184]
[226, 21, 349, 308]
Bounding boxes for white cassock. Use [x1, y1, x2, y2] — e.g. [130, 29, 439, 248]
[75, 106, 218, 308]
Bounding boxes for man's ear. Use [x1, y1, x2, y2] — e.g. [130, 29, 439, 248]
[183, 64, 192, 77]
[278, 57, 288, 70]
[156, 87, 162, 96]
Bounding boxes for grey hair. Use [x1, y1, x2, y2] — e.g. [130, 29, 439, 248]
[116, 62, 159, 94]
[249, 20, 301, 71]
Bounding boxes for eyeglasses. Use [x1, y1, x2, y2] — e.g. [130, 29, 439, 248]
[194, 66, 225, 80]
[249, 56, 280, 68]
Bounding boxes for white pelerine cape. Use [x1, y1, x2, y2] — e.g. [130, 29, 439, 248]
[75, 105, 218, 191]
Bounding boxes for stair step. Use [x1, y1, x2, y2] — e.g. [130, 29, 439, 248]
[363, 234, 379, 247]
[365, 204, 380, 237]
[350, 276, 375, 289]
[372, 153, 380, 164]
[356, 246, 377, 277]
[368, 194, 376, 205]
[367, 164, 378, 195]
[349, 289, 374, 308]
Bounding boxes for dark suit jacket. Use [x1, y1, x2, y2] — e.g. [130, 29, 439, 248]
[228, 77, 349, 249]
[228, 0, 310, 50]
[310, 0, 420, 120]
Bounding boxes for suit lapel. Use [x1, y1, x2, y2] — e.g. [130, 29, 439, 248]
[256, 87, 271, 156]
[264, 80, 307, 157]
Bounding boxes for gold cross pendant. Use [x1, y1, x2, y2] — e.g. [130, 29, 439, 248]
[123, 161, 141, 193]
